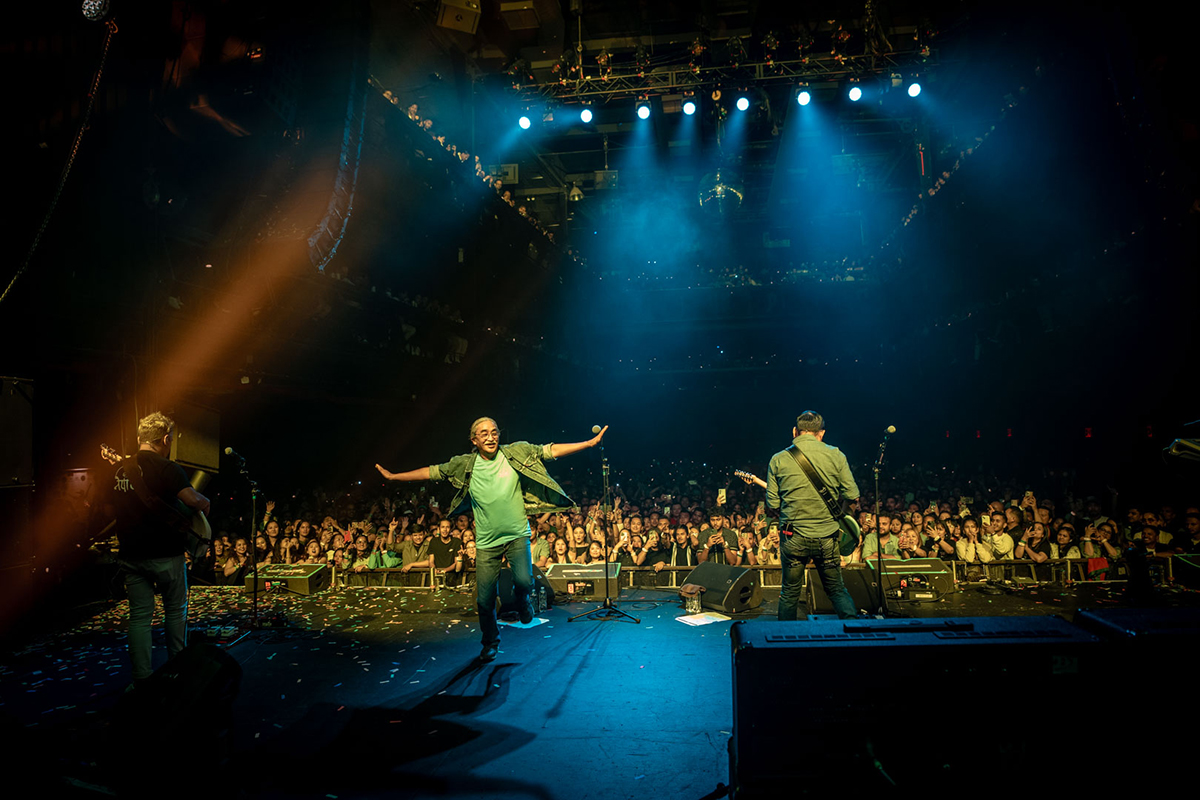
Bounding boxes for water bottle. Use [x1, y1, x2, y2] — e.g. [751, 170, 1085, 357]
[536, 585, 546, 613]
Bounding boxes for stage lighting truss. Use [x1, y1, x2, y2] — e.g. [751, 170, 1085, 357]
[508, 48, 938, 106]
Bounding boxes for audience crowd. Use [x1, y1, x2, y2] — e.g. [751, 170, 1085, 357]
[189, 461, 1200, 590]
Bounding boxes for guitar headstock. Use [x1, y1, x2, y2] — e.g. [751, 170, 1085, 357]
[100, 444, 124, 465]
[734, 469, 757, 484]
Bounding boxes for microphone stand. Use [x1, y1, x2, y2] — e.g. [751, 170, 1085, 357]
[873, 431, 891, 617]
[228, 452, 262, 636]
[570, 435, 639, 624]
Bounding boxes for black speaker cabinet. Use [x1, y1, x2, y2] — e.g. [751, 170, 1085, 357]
[729, 616, 1106, 797]
[170, 402, 220, 473]
[682, 561, 762, 614]
[436, 0, 480, 34]
[805, 563, 876, 615]
[0, 377, 33, 487]
[498, 563, 555, 613]
[112, 643, 242, 792]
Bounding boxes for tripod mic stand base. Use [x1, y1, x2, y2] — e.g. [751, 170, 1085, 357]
[569, 597, 641, 623]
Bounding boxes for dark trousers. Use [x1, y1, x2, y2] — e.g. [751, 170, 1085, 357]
[123, 554, 189, 680]
[778, 533, 856, 620]
[475, 535, 533, 644]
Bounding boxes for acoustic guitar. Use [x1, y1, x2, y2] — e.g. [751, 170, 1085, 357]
[101, 444, 212, 560]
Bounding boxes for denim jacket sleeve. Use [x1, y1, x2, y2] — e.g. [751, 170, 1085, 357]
[428, 453, 475, 484]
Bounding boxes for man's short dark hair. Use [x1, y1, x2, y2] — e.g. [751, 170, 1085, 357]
[796, 410, 824, 432]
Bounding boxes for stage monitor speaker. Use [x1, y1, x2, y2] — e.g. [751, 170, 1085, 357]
[0, 377, 34, 487]
[729, 616, 1106, 797]
[682, 561, 762, 614]
[170, 402, 220, 473]
[436, 0, 480, 34]
[805, 563, 875, 615]
[498, 563, 555, 613]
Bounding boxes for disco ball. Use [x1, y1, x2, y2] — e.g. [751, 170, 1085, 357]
[698, 170, 744, 215]
[82, 0, 110, 22]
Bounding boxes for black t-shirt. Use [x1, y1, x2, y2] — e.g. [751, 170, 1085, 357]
[704, 526, 739, 565]
[111, 450, 191, 560]
[1017, 537, 1053, 560]
[427, 536, 459, 569]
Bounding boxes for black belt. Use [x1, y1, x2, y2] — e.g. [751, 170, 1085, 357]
[779, 524, 835, 538]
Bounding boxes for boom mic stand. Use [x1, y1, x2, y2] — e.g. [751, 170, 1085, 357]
[873, 428, 893, 617]
[570, 432, 639, 624]
[226, 449, 262, 637]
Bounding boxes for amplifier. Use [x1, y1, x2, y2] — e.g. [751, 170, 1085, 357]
[543, 563, 618, 599]
[729, 616, 1104, 797]
[244, 563, 330, 595]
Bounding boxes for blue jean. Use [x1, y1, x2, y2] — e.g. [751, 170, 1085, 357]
[778, 533, 856, 620]
[123, 554, 189, 681]
[475, 535, 533, 645]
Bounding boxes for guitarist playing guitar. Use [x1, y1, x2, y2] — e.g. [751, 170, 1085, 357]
[751, 411, 862, 620]
[107, 412, 211, 688]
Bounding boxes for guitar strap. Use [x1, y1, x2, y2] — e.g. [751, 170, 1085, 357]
[786, 446, 845, 524]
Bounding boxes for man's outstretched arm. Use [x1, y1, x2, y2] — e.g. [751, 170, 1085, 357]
[549, 426, 607, 459]
[375, 465, 432, 482]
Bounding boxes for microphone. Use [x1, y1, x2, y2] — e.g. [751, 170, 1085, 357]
[592, 425, 602, 434]
[224, 446, 246, 462]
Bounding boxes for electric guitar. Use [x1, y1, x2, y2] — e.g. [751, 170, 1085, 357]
[101, 444, 212, 560]
[734, 469, 862, 556]
[734, 469, 767, 490]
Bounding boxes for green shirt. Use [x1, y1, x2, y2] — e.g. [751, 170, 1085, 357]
[468, 450, 532, 549]
[429, 441, 573, 517]
[766, 435, 860, 538]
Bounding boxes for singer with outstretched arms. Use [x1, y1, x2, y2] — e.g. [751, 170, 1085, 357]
[376, 418, 607, 662]
[766, 410, 860, 620]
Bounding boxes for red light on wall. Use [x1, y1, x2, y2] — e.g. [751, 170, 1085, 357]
[945, 430, 950, 438]
[1006, 428, 1013, 438]
[975, 430, 981, 439]
[1085, 428, 1093, 439]
[1146, 425, 1153, 438]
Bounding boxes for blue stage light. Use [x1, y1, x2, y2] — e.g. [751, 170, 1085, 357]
[636, 102, 651, 120]
[848, 86, 862, 102]
[907, 82, 922, 97]
[580, 107, 593, 123]
[518, 115, 531, 129]
[736, 96, 750, 111]
[797, 91, 811, 106]
[682, 100, 696, 115]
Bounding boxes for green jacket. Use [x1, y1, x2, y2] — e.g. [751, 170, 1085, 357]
[429, 441, 574, 517]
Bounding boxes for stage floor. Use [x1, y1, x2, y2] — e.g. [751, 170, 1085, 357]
[1, 579, 1197, 798]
